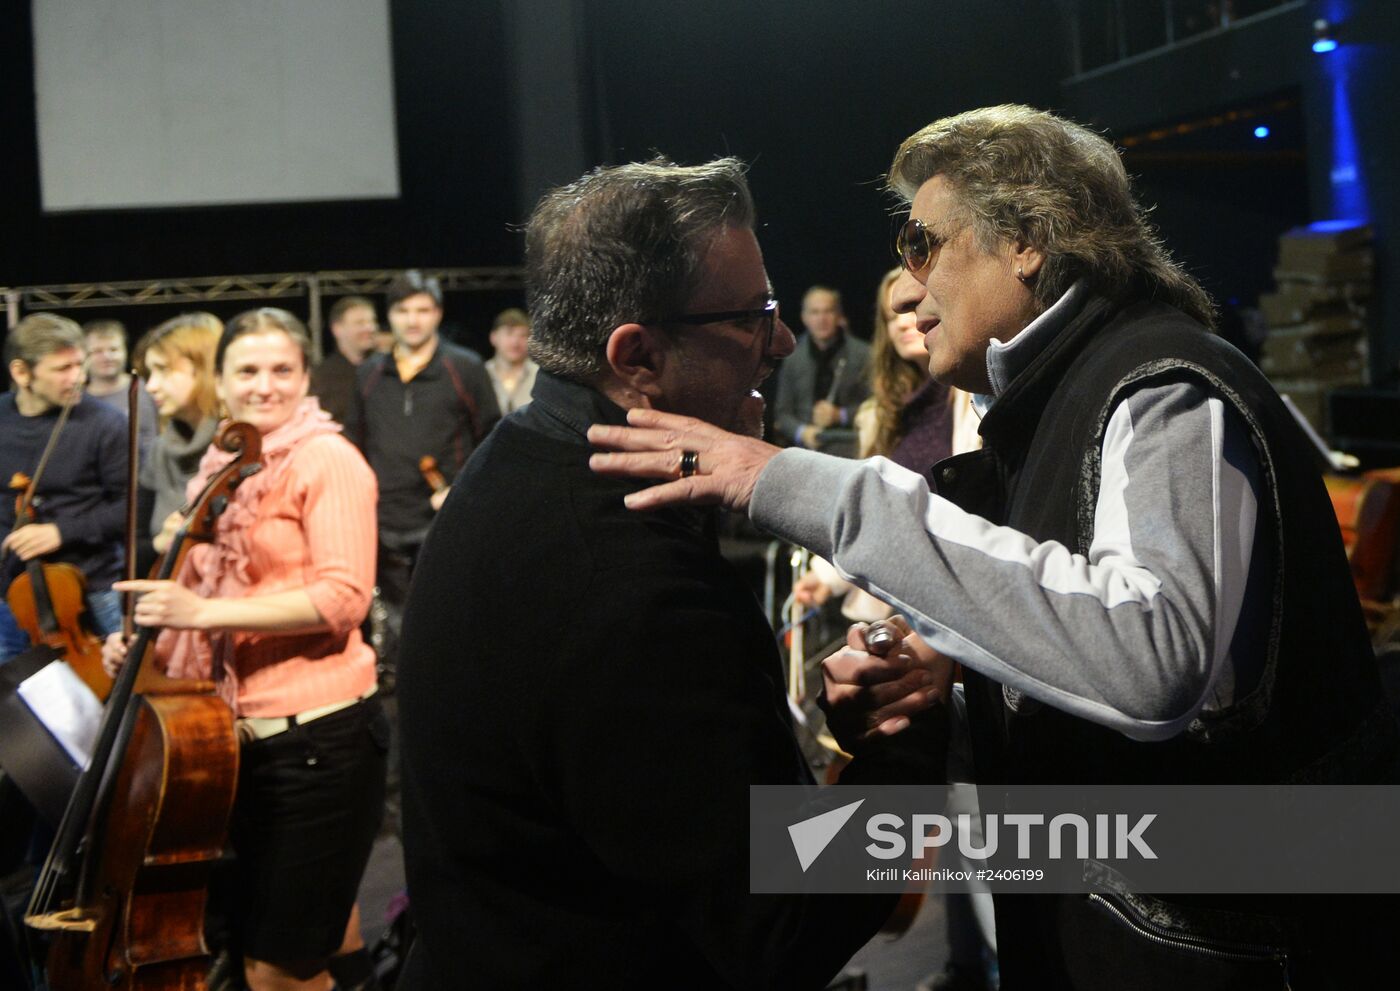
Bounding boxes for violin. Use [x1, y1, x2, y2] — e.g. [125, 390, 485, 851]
[4, 400, 113, 701]
[25, 421, 259, 990]
[419, 454, 449, 495]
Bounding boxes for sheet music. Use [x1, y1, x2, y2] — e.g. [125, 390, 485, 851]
[16, 661, 102, 769]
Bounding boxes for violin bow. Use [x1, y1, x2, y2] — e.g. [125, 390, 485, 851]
[123, 375, 140, 639]
[2, 399, 77, 574]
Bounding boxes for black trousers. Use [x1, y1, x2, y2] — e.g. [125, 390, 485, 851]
[231, 697, 390, 963]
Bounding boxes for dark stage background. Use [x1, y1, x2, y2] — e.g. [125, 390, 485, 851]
[2, 1, 1398, 378]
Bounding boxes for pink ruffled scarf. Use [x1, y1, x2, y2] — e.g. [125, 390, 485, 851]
[161, 398, 341, 685]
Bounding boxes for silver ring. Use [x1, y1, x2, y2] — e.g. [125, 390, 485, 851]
[679, 450, 700, 478]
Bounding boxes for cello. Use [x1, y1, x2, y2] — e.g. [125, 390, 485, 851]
[25, 421, 260, 990]
[5, 399, 112, 701]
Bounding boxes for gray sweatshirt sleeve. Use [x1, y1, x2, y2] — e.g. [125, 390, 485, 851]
[750, 380, 1261, 742]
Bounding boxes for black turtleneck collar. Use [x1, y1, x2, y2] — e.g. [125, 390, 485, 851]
[517, 370, 715, 539]
[520, 370, 631, 445]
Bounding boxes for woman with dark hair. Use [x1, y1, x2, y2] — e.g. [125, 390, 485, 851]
[106, 307, 385, 991]
[860, 267, 951, 468]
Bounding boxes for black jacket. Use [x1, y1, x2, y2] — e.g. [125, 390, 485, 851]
[397, 371, 940, 989]
[773, 332, 871, 446]
[937, 295, 1393, 787]
[934, 294, 1397, 989]
[309, 350, 359, 425]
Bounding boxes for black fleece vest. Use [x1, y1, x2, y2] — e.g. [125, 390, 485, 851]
[931, 295, 1396, 786]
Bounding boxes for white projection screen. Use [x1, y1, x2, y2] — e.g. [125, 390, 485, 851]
[33, 0, 400, 212]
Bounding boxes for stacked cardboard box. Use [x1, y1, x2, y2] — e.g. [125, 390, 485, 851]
[1258, 223, 1373, 435]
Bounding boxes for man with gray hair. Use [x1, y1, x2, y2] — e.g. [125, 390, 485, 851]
[590, 108, 1396, 987]
[397, 157, 945, 987]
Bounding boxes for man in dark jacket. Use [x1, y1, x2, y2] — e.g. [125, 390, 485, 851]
[397, 158, 945, 989]
[2, 314, 127, 662]
[772, 286, 870, 454]
[310, 295, 378, 424]
[347, 271, 500, 677]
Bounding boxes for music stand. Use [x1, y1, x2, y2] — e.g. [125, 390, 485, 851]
[0, 646, 83, 826]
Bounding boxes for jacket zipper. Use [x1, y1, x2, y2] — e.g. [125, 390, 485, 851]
[1087, 893, 1292, 989]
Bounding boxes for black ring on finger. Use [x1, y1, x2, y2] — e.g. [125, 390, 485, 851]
[679, 450, 700, 478]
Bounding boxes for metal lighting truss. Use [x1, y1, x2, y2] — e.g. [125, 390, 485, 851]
[3, 267, 526, 344]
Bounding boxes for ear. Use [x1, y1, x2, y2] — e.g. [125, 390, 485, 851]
[603, 323, 669, 400]
[7, 358, 30, 390]
[1011, 241, 1045, 280]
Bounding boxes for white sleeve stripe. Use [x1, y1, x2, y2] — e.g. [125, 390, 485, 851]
[1210, 398, 1227, 671]
[1089, 401, 1168, 606]
[1210, 397, 1257, 675]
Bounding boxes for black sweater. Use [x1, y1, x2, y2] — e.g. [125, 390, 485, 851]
[346, 340, 501, 538]
[1, 395, 128, 594]
[397, 372, 942, 989]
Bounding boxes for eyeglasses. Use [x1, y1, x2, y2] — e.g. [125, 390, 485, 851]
[895, 217, 948, 280]
[649, 298, 780, 351]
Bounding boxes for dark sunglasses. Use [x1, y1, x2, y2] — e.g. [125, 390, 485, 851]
[649, 298, 780, 351]
[895, 217, 948, 280]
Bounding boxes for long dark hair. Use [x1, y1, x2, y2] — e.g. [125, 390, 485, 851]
[865, 268, 930, 458]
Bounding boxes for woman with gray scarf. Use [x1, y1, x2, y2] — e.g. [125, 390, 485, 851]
[138, 312, 222, 553]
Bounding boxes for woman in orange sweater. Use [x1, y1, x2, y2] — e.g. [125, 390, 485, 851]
[106, 307, 384, 991]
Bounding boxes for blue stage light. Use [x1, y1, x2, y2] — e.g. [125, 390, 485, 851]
[1308, 219, 1367, 234]
[1253, 126, 1270, 139]
[1313, 17, 1339, 53]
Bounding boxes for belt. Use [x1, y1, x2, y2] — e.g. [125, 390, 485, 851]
[235, 687, 377, 744]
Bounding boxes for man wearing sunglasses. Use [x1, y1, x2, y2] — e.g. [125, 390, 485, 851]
[397, 156, 947, 988]
[590, 107, 1395, 988]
